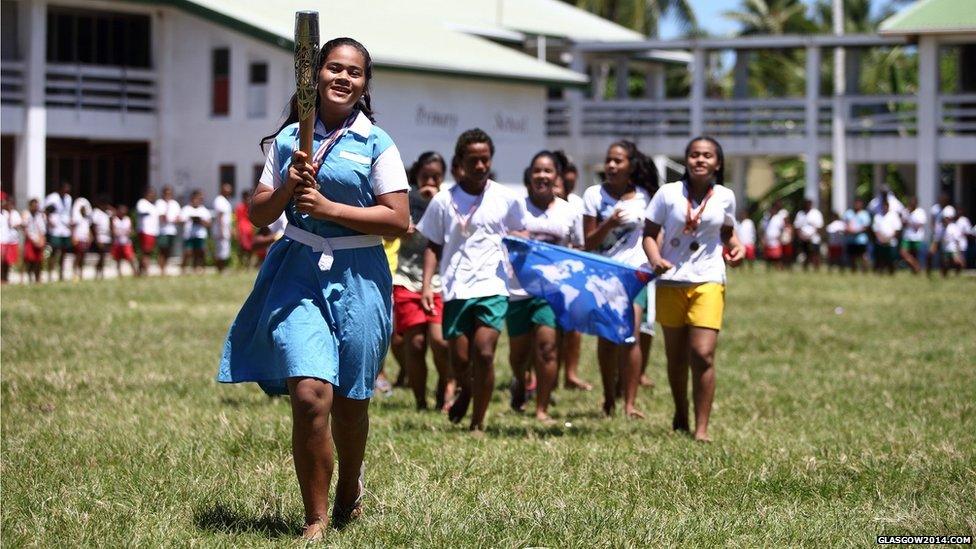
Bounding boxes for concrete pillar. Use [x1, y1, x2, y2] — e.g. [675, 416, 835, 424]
[804, 45, 821, 205]
[830, 0, 848, 214]
[916, 36, 939, 212]
[536, 34, 547, 62]
[615, 55, 629, 99]
[731, 157, 748, 208]
[13, 0, 46, 207]
[151, 9, 174, 191]
[644, 64, 665, 100]
[566, 48, 586, 181]
[872, 163, 885, 195]
[691, 48, 705, 136]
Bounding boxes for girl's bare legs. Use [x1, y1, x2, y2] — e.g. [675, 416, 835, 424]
[620, 304, 644, 419]
[428, 323, 453, 411]
[596, 337, 617, 416]
[662, 326, 691, 432]
[469, 324, 500, 431]
[688, 327, 718, 442]
[287, 377, 335, 539]
[447, 334, 471, 423]
[639, 332, 655, 387]
[508, 333, 531, 413]
[561, 330, 591, 390]
[331, 395, 370, 522]
[532, 325, 559, 422]
[403, 325, 430, 409]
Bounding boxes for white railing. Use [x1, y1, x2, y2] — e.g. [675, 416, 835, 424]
[44, 63, 155, 112]
[577, 98, 691, 137]
[842, 94, 917, 136]
[547, 100, 570, 136]
[702, 98, 808, 137]
[1, 60, 25, 105]
[939, 93, 976, 135]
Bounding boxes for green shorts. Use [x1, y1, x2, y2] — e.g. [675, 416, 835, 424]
[901, 240, 922, 253]
[443, 295, 508, 339]
[505, 297, 556, 337]
[157, 234, 176, 250]
[48, 235, 71, 251]
[183, 237, 206, 251]
[635, 286, 649, 309]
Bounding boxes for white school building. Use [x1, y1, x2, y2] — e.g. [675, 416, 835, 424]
[1, 0, 646, 206]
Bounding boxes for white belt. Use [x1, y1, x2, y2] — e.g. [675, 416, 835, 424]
[284, 224, 382, 271]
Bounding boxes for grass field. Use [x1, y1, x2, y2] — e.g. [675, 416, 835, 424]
[2, 270, 974, 547]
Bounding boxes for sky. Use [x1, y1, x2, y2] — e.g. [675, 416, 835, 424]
[657, 0, 901, 39]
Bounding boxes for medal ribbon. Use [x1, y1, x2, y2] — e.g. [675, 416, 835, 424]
[450, 182, 490, 236]
[683, 182, 714, 235]
[311, 111, 357, 168]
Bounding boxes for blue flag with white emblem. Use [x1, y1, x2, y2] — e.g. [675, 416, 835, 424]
[503, 237, 655, 344]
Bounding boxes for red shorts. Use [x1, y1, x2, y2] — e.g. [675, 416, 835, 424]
[765, 245, 782, 259]
[744, 244, 756, 260]
[828, 244, 843, 261]
[23, 241, 43, 263]
[393, 285, 443, 335]
[238, 224, 254, 251]
[782, 243, 794, 259]
[74, 241, 90, 255]
[139, 233, 156, 252]
[2, 243, 19, 265]
[112, 242, 135, 261]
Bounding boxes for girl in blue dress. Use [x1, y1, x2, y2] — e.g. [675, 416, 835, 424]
[217, 37, 409, 540]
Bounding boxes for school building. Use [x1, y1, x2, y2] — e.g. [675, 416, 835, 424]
[1, 0, 648, 206]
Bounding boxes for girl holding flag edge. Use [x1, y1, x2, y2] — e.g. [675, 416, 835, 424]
[217, 37, 410, 539]
[642, 136, 744, 443]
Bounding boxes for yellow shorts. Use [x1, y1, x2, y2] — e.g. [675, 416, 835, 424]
[656, 283, 726, 331]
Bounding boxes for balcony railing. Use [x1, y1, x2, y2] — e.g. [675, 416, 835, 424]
[548, 94, 975, 139]
[1, 60, 25, 105]
[45, 63, 155, 112]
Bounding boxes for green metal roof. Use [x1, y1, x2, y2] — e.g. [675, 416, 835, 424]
[157, 0, 608, 87]
[879, 0, 976, 35]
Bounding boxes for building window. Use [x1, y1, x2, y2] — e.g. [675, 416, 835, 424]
[219, 164, 236, 193]
[46, 7, 150, 67]
[212, 48, 230, 116]
[247, 61, 268, 118]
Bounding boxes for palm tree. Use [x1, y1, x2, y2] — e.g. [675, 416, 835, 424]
[571, 0, 699, 38]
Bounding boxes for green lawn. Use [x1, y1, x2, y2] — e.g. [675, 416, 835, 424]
[2, 270, 974, 547]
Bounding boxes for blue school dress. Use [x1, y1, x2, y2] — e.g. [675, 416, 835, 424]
[217, 111, 408, 399]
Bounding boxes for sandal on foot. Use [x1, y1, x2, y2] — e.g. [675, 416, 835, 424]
[331, 464, 365, 529]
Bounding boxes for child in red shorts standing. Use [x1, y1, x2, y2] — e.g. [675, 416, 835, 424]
[111, 204, 137, 276]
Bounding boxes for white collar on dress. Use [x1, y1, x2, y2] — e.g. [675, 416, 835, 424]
[314, 110, 372, 138]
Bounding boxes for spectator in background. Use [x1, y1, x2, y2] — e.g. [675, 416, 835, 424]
[780, 213, 795, 269]
[181, 189, 212, 274]
[735, 210, 756, 268]
[213, 183, 234, 273]
[954, 208, 973, 269]
[156, 186, 181, 274]
[868, 185, 905, 217]
[794, 198, 824, 271]
[762, 201, 785, 270]
[252, 226, 274, 267]
[44, 182, 73, 282]
[825, 211, 846, 271]
[111, 204, 137, 277]
[91, 197, 113, 280]
[939, 205, 963, 276]
[22, 198, 46, 283]
[899, 196, 926, 274]
[926, 192, 951, 277]
[71, 200, 93, 281]
[871, 199, 901, 275]
[135, 187, 160, 276]
[236, 190, 254, 268]
[844, 198, 871, 274]
[1, 192, 22, 284]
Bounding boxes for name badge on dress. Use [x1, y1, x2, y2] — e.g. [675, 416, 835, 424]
[338, 150, 371, 164]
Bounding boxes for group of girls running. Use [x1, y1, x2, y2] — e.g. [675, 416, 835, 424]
[216, 36, 744, 539]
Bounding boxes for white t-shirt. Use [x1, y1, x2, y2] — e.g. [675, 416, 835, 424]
[91, 209, 112, 245]
[646, 182, 736, 285]
[510, 196, 585, 300]
[44, 192, 72, 237]
[72, 211, 92, 242]
[213, 195, 233, 240]
[737, 218, 756, 247]
[158, 199, 181, 236]
[181, 205, 212, 240]
[872, 211, 902, 246]
[901, 207, 927, 242]
[1, 209, 22, 244]
[23, 211, 46, 242]
[794, 208, 824, 245]
[826, 219, 847, 246]
[416, 180, 525, 301]
[941, 222, 963, 253]
[763, 211, 785, 247]
[868, 194, 905, 217]
[582, 185, 652, 268]
[135, 198, 160, 236]
[930, 204, 947, 241]
[112, 216, 132, 245]
[955, 216, 972, 252]
[566, 193, 585, 217]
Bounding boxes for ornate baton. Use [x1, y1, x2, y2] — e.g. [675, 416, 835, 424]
[294, 11, 319, 159]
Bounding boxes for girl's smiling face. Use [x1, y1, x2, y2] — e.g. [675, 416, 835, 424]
[318, 45, 366, 113]
[529, 156, 558, 204]
[686, 140, 721, 182]
[604, 145, 632, 187]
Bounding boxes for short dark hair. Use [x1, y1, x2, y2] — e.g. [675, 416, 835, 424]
[454, 128, 494, 161]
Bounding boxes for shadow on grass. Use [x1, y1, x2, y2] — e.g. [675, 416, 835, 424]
[193, 502, 300, 539]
